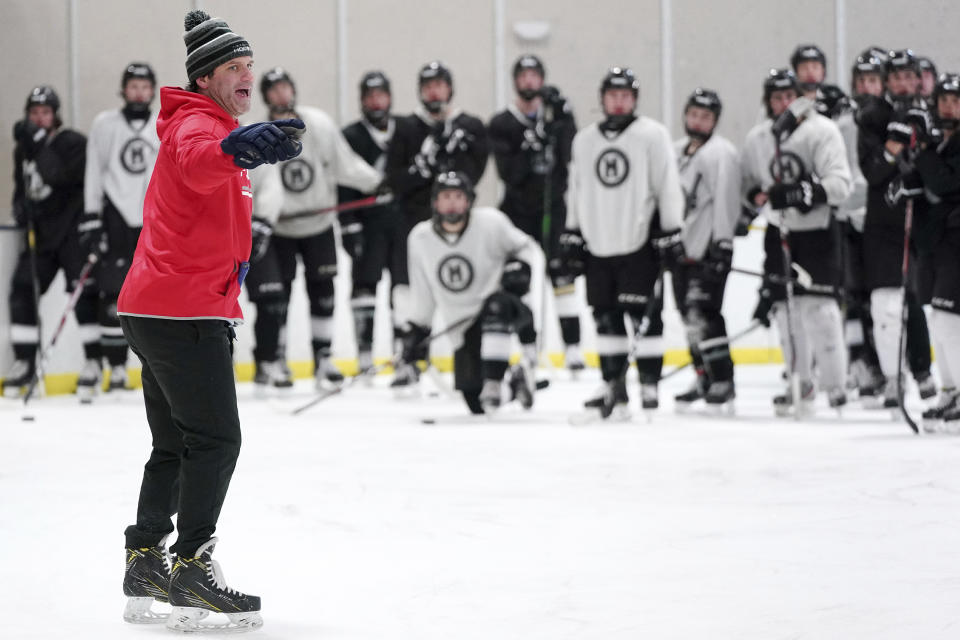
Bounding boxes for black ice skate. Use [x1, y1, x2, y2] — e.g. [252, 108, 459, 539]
[640, 382, 659, 412]
[314, 352, 344, 390]
[565, 344, 585, 377]
[167, 537, 262, 633]
[773, 380, 815, 417]
[254, 360, 294, 396]
[674, 375, 707, 413]
[704, 380, 736, 414]
[107, 365, 129, 392]
[914, 371, 937, 401]
[583, 378, 630, 420]
[922, 389, 958, 433]
[827, 387, 848, 411]
[2, 359, 35, 398]
[479, 379, 503, 414]
[508, 360, 535, 410]
[76, 358, 102, 404]
[123, 542, 171, 624]
[390, 362, 421, 398]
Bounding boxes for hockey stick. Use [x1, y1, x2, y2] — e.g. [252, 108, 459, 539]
[660, 319, 765, 381]
[687, 262, 814, 289]
[895, 133, 920, 434]
[23, 251, 100, 405]
[291, 312, 477, 415]
[279, 193, 394, 222]
[773, 129, 803, 419]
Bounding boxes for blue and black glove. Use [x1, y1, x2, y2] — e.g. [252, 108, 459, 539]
[221, 118, 305, 169]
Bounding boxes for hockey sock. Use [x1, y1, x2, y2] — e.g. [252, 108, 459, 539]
[253, 299, 287, 363]
[905, 292, 932, 377]
[798, 296, 847, 390]
[76, 293, 101, 361]
[870, 287, 903, 379]
[932, 309, 960, 390]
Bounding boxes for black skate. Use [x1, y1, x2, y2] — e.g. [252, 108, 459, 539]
[914, 371, 937, 401]
[123, 542, 171, 624]
[107, 365, 129, 392]
[565, 344, 586, 378]
[314, 353, 344, 390]
[254, 360, 294, 396]
[76, 358, 102, 404]
[922, 389, 958, 433]
[773, 381, 815, 417]
[674, 375, 706, 413]
[827, 387, 848, 412]
[577, 378, 629, 422]
[479, 379, 503, 414]
[2, 359, 35, 398]
[508, 360, 535, 410]
[390, 361, 420, 398]
[704, 380, 736, 415]
[640, 382, 659, 411]
[167, 537, 262, 633]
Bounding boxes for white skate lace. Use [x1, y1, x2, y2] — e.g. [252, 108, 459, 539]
[206, 557, 245, 597]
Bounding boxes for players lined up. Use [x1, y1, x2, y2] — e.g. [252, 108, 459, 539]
[4, 46, 959, 429]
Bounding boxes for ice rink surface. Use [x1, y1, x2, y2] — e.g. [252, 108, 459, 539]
[2, 364, 959, 639]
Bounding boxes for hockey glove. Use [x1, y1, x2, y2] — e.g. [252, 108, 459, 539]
[249, 217, 273, 264]
[752, 287, 774, 328]
[221, 118, 305, 169]
[501, 259, 532, 297]
[13, 120, 47, 159]
[401, 323, 431, 364]
[767, 180, 827, 213]
[735, 204, 758, 237]
[904, 108, 936, 145]
[553, 229, 587, 278]
[77, 212, 106, 256]
[652, 229, 686, 269]
[340, 220, 364, 262]
[702, 239, 733, 276]
[884, 172, 925, 208]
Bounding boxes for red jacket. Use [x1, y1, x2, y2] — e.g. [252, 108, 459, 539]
[118, 87, 252, 322]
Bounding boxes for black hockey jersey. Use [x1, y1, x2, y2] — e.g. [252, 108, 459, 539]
[338, 118, 396, 226]
[13, 128, 86, 251]
[385, 108, 488, 222]
[488, 103, 575, 225]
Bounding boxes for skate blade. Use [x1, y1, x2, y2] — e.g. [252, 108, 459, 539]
[705, 401, 736, 416]
[167, 606, 261, 634]
[123, 597, 171, 624]
[674, 401, 695, 415]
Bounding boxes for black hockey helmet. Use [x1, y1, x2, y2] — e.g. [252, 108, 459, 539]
[431, 170, 475, 230]
[259, 66, 296, 104]
[600, 66, 640, 99]
[360, 70, 391, 97]
[25, 85, 60, 114]
[419, 61, 453, 113]
[886, 49, 919, 76]
[763, 68, 799, 117]
[513, 54, 545, 79]
[917, 56, 938, 77]
[852, 49, 885, 78]
[685, 87, 722, 118]
[934, 72, 960, 99]
[122, 62, 156, 88]
[790, 44, 827, 71]
[815, 84, 850, 119]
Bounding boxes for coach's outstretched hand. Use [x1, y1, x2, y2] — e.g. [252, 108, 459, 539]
[221, 118, 305, 169]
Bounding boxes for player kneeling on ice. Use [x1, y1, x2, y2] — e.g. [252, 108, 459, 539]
[742, 69, 852, 416]
[399, 171, 540, 414]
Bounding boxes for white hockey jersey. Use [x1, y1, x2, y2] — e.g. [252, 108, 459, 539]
[673, 134, 741, 261]
[251, 105, 381, 238]
[834, 109, 868, 231]
[566, 117, 685, 257]
[740, 108, 852, 232]
[407, 206, 539, 351]
[83, 109, 160, 226]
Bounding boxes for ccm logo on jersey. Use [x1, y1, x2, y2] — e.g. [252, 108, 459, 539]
[438, 254, 474, 292]
[767, 150, 805, 184]
[595, 148, 630, 187]
[120, 138, 154, 174]
[282, 159, 315, 193]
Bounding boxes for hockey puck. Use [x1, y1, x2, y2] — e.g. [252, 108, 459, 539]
[22, 414, 35, 422]
[421, 418, 436, 425]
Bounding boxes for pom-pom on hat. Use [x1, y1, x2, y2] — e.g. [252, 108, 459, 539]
[183, 10, 252, 83]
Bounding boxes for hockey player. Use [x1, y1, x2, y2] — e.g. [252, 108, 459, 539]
[917, 56, 938, 107]
[562, 67, 685, 420]
[245, 67, 381, 392]
[911, 72, 960, 430]
[386, 61, 489, 388]
[118, 10, 302, 629]
[791, 44, 828, 98]
[856, 49, 936, 407]
[80, 62, 160, 396]
[743, 68, 852, 415]
[672, 88, 741, 410]
[339, 71, 403, 375]
[2, 86, 98, 400]
[400, 171, 540, 414]
[488, 54, 584, 373]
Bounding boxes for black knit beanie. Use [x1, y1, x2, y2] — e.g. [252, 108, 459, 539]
[183, 10, 252, 83]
